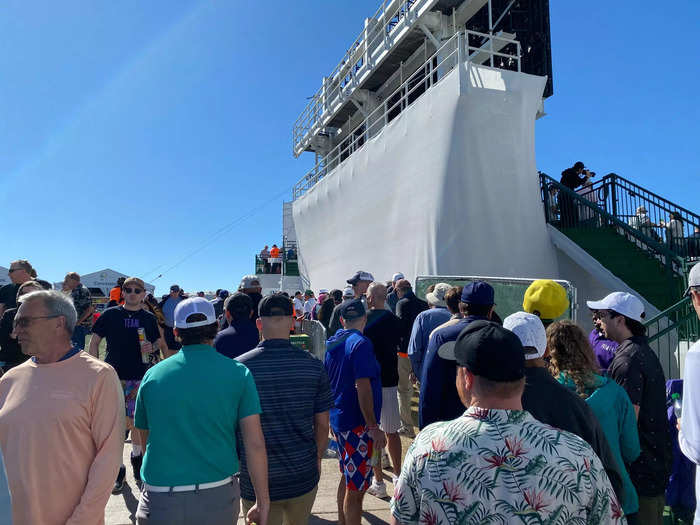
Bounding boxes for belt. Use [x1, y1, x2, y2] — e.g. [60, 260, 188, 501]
[143, 475, 234, 493]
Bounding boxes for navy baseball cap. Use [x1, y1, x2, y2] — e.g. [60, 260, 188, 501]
[339, 298, 366, 321]
[258, 293, 293, 317]
[454, 320, 525, 381]
[461, 281, 495, 305]
[347, 271, 374, 285]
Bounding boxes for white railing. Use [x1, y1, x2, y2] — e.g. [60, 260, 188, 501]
[292, 0, 434, 157]
[292, 29, 521, 200]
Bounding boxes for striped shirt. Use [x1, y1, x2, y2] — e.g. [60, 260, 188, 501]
[236, 339, 334, 501]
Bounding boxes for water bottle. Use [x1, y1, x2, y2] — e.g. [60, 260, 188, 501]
[672, 393, 682, 419]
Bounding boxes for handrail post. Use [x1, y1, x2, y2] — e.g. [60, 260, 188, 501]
[610, 174, 618, 225]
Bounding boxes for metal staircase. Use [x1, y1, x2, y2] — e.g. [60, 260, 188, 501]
[539, 173, 699, 375]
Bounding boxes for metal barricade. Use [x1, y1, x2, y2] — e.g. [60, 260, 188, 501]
[300, 319, 327, 360]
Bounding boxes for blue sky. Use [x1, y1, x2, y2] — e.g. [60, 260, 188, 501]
[1, 1, 698, 296]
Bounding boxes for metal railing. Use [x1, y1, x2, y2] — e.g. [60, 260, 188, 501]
[293, 30, 521, 199]
[540, 174, 690, 300]
[549, 172, 700, 260]
[293, 0, 427, 156]
[644, 296, 699, 379]
[299, 319, 327, 360]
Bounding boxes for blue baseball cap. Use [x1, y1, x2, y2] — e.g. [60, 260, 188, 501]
[461, 281, 495, 305]
[339, 298, 366, 321]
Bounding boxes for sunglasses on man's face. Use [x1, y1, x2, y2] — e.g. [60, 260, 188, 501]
[8, 268, 21, 273]
[124, 287, 143, 294]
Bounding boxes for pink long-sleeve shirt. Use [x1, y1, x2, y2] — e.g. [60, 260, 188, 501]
[0, 351, 125, 525]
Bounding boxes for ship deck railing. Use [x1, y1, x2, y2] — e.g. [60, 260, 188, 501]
[293, 0, 434, 158]
[292, 29, 520, 200]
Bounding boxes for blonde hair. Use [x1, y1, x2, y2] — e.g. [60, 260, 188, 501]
[122, 277, 145, 289]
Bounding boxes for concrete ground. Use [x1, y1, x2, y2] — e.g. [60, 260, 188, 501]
[105, 382, 419, 525]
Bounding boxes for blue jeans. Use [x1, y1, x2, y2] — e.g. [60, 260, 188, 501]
[71, 325, 88, 350]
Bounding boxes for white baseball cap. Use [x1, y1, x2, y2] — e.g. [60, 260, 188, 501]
[174, 297, 217, 328]
[503, 311, 547, 360]
[586, 292, 645, 322]
[342, 287, 354, 298]
[686, 262, 700, 296]
[426, 282, 451, 307]
[392, 273, 404, 282]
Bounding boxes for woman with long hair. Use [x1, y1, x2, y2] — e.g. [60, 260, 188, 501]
[546, 319, 641, 523]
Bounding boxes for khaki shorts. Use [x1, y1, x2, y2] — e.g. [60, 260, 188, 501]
[242, 485, 318, 525]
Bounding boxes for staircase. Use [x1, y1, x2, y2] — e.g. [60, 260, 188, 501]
[539, 173, 697, 311]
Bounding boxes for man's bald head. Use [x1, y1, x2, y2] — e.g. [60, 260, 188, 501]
[366, 282, 387, 310]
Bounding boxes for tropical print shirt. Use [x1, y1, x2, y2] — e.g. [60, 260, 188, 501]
[391, 407, 624, 525]
[70, 284, 92, 326]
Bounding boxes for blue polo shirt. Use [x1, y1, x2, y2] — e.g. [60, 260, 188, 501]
[419, 316, 486, 429]
[324, 329, 382, 433]
[134, 344, 261, 486]
[236, 339, 334, 501]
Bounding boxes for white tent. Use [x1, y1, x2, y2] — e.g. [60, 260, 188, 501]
[53, 269, 155, 297]
[0, 266, 9, 287]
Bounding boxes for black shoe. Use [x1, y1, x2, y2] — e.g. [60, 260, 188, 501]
[112, 465, 126, 494]
[130, 454, 143, 483]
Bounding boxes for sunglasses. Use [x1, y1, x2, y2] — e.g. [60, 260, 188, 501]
[124, 287, 144, 294]
[8, 268, 21, 273]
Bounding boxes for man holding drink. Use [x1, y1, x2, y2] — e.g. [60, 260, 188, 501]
[89, 276, 162, 492]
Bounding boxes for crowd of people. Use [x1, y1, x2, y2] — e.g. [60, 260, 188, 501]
[0, 258, 698, 525]
[548, 161, 700, 257]
[259, 244, 297, 274]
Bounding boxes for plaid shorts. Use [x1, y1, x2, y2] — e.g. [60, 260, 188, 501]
[121, 380, 141, 418]
[334, 425, 375, 492]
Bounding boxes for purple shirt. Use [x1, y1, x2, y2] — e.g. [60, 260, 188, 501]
[589, 329, 619, 374]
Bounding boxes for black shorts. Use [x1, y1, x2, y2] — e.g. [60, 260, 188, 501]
[163, 326, 182, 351]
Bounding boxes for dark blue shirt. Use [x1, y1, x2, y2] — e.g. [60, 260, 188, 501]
[419, 316, 486, 429]
[324, 329, 382, 433]
[213, 320, 259, 360]
[236, 339, 333, 501]
[407, 307, 452, 379]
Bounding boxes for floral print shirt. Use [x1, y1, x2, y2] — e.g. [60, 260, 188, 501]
[391, 407, 625, 524]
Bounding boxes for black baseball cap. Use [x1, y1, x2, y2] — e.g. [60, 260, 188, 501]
[258, 293, 293, 317]
[170, 284, 180, 292]
[339, 298, 366, 321]
[454, 320, 525, 382]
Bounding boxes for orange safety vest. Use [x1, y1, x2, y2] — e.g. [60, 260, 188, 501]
[109, 286, 123, 304]
[270, 247, 280, 258]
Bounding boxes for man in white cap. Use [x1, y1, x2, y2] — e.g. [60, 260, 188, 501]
[504, 310, 624, 504]
[327, 271, 374, 337]
[678, 263, 700, 524]
[588, 292, 671, 525]
[407, 283, 452, 380]
[386, 273, 404, 314]
[134, 297, 270, 525]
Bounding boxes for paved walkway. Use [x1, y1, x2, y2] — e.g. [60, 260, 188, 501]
[105, 392, 419, 524]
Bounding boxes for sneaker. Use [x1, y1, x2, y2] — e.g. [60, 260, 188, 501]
[112, 465, 126, 494]
[397, 425, 415, 438]
[367, 480, 388, 499]
[130, 454, 143, 483]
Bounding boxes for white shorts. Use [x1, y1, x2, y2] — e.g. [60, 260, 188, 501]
[379, 386, 401, 434]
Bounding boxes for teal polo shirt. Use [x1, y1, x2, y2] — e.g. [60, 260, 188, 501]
[134, 344, 261, 486]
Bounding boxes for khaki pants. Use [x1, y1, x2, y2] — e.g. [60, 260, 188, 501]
[637, 494, 665, 525]
[242, 486, 318, 525]
[397, 355, 413, 430]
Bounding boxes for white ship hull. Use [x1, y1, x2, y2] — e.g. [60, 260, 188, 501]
[292, 62, 559, 289]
